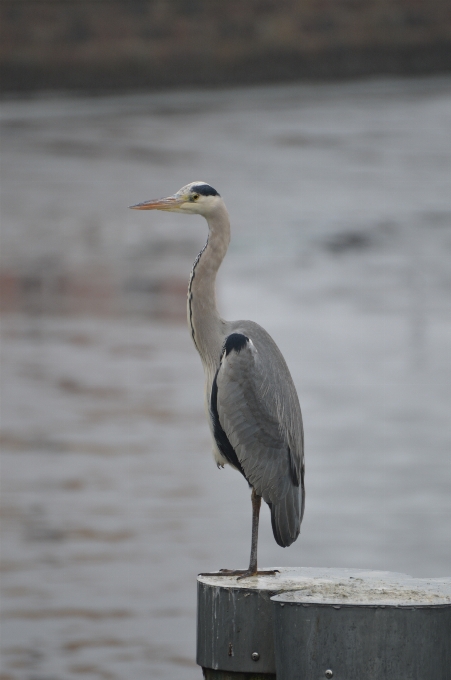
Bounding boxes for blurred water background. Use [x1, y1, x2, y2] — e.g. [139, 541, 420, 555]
[1, 50, 451, 680]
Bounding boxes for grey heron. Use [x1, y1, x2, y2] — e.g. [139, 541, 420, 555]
[130, 182, 304, 578]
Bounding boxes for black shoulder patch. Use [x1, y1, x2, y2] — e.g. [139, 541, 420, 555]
[193, 184, 219, 197]
[224, 333, 249, 356]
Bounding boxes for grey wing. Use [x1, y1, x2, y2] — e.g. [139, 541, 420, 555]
[214, 330, 304, 547]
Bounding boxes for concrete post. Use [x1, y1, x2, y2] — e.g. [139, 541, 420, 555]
[197, 568, 451, 679]
[272, 571, 451, 680]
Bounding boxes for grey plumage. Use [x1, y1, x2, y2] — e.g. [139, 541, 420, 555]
[130, 181, 305, 577]
[215, 322, 304, 547]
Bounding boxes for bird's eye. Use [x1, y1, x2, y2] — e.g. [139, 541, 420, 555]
[192, 193, 199, 201]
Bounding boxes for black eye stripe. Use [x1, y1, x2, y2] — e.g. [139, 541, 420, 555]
[191, 184, 219, 197]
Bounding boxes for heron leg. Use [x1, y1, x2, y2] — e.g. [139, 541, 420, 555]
[212, 488, 278, 579]
[236, 487, 261, 578]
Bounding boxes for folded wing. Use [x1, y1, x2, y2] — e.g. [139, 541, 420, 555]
[211, 328, 304, 547]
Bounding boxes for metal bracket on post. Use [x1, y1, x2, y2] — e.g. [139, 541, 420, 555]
[197, 568, 451, 679]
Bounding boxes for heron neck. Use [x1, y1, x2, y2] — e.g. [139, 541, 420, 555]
[188, 203, 230, 369]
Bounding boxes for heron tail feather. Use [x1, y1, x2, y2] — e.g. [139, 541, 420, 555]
[268, 485, 302, 548]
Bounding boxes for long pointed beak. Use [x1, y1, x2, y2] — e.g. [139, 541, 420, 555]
[129, 195, 184, 211]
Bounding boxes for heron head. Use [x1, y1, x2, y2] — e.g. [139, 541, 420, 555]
[129, 182, 221, 216]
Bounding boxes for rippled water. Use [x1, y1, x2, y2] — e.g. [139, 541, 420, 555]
[1, 77, 451, 679]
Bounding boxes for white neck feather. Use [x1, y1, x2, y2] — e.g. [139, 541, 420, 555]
[187, 201, 230, 370]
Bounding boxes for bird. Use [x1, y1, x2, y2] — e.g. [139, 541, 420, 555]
[130, 182, 304, 578]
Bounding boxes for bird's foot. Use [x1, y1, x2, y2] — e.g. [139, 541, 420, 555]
[215, 568, 279, 580]
[197, 569, 247, 577]
[236, 569, 279, 580]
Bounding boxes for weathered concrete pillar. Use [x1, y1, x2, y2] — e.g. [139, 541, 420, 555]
[272, 571, 451, 680]
[197, 568, 451, 679]
[197, 568, 308, 677]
